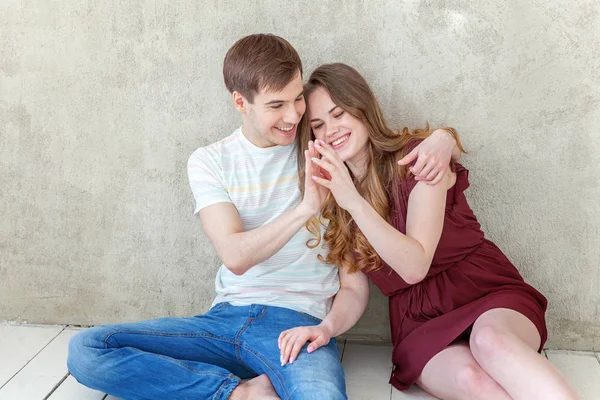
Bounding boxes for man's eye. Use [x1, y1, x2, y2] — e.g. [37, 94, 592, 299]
[272, 104, 283, 109]
[313, 124, 323, 130]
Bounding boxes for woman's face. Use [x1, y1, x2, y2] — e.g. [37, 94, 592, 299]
[307, 87, 369, 165]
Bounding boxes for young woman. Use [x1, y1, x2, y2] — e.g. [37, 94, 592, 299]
[291, 63, 577, 399]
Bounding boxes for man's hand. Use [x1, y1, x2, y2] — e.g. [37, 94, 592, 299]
[398, 129, 457, 185]
[298, 140, 330, 217]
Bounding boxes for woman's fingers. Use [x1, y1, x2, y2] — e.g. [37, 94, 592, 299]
[311, 175, 331, 188]
[314, 140, 344, 168]
[311, 156, 335, 173]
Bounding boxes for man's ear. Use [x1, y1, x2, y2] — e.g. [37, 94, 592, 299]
[232, 91, 249, 114]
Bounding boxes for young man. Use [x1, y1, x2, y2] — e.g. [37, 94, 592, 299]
[67, 34, 457, 400]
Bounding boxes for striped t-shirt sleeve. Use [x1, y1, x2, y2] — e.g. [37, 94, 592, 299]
[187, 148, 232, 214]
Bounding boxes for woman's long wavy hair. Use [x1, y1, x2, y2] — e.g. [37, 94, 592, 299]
[296, 63, 464, 273]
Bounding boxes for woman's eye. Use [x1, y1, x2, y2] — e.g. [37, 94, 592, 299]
[334, 111, 344, 118]
[313, 124, 323, 130]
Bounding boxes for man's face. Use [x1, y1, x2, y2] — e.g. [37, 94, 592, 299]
[241, 72, 306, 148]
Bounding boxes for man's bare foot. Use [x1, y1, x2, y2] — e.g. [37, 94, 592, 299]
[229, 374, 280, 400]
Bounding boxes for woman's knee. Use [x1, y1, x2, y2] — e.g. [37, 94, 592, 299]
[470, 323, 509, 358]
[473, 309, 541, 352]
[454, 363, 496, 399]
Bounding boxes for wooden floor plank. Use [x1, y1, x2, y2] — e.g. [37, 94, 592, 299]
[0, 324, 64, 389]
[47, 375, 105, 400]
[337, 338, 346, 361]
[1, 324, 599, 400]
[547, 351, 600, 400]
[0, 329, 77, 400]
[343, 342, 393, 400]
[392, 385, 439, 399]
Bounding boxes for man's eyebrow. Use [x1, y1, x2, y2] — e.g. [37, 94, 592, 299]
[264, 91, 304, 106]
[264, 99, 284, 105]
[310, 106, 339, 123]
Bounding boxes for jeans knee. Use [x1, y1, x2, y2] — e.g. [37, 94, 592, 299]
[289, 367, 346, 399]
[288, 381, 346, 400]
[67, 330, 91, 380]
[67, 327, 112, 385]
[285, 356, 346, 399]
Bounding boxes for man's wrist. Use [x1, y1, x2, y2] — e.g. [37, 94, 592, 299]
[294, 201, 314, 221]
[435, 128, 457, 145]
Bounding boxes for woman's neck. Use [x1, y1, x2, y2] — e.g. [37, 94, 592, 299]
[346, 151, 369, 180]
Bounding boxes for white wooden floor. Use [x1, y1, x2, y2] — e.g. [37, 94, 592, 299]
[1, 323, 599, 399]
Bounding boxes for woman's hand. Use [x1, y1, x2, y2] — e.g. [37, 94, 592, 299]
[278, 323, 333, 366]
[310, 139, 364, 212]
[397, 129, 456, 185]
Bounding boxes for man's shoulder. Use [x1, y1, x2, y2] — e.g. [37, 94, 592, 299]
[188, 128, 242, 166]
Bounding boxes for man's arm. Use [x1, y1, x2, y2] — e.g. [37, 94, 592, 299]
[398, 128, 462, 185]
[199, 202, 313, 275]
[197, 145, 327, 276]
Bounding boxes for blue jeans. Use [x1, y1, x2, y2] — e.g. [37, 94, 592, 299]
[67, 303, 346, 400]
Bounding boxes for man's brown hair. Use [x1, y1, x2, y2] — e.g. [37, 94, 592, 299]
[223, 34, 303, 103]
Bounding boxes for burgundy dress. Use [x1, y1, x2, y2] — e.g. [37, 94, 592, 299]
[363, 157, 548, 391]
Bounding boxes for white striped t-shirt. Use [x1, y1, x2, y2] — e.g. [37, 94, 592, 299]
[187, 127, 339, 319]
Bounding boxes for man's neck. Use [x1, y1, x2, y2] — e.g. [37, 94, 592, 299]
[241, 123, 275, 148]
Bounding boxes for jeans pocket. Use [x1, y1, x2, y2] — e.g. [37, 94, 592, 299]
[298, 312, 323, 324]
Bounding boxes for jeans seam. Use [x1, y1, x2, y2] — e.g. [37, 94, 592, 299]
[214, 373, 240, 400]
[100, 330, 239, 376]
[124, 347, 234, 378]
[234, 319, 252, 373]
[240, 343, 290, 400]
[233, 308, 290, 399]
[298, 312, 322, 323]
[102, 330, 236, 345]
[232, 307, 267, 361]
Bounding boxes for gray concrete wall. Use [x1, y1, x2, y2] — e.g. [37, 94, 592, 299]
[1, 0, 598, 350]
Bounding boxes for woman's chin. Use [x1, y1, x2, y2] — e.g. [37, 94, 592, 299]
[335, 148, 354, 163]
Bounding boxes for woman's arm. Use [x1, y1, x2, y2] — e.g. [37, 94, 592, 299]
[278, 266, 369, 365]
[347, 173, 453, 283]
[311, 139, 454, 284]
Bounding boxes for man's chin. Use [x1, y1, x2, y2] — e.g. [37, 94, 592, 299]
[269, 133, 296, 146]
